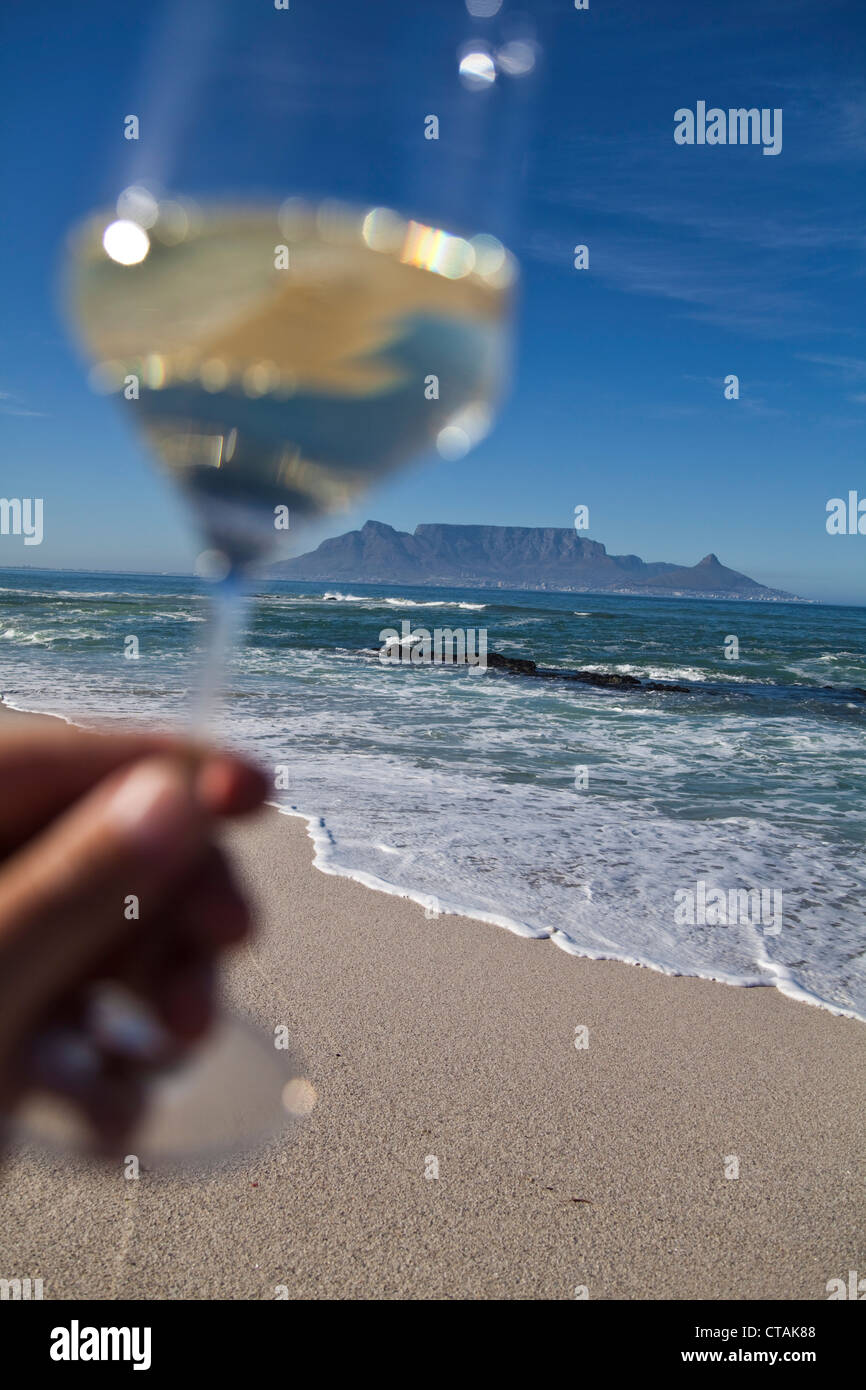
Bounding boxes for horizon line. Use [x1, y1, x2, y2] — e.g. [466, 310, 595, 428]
[1, 563, 862, 608]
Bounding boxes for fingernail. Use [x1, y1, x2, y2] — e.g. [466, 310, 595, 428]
[106, 760, 196, 855]
[197, 755, 268, 815]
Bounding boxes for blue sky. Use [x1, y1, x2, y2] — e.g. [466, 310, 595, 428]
[0, 0, 864, 603]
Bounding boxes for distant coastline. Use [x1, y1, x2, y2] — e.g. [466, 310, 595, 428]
[0, 561, 819, 603]
[323, 579, 812, 602]
[267, 520, 809, 602]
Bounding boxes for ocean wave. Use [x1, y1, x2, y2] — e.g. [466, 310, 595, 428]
[317, 591, 486, 610]
[0, 627, 108, 647]
[0, 587, 200, 602]
[577, 663, 710, 682]
[786, 657, 866, 685]
[265, 754, 865, 1021]
[383, 598, 487, 610]
[152, 611, 206, 623]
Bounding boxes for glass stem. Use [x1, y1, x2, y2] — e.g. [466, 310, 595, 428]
[191, 569, 247, 736]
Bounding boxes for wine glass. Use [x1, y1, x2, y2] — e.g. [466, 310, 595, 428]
[68, 193, 514, 719]
[15, 198, 515, 1164]
[18, 6, 524, 1163]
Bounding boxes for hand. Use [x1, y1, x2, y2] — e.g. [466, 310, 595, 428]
[0, 717, 267, 1154]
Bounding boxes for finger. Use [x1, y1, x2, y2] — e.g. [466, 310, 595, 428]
[0, 723, 267, 853]
[99, 936, 220, 1048]
[131, 850, 251, 1042]
[2, 846, 245, 1071]
[97, 847, 251, 1024]
[0, 724, 185, 848]
[152, 954, 217, 1043]
[19, 1030, 147, 1156]
[195, 756, 269, 820]
[173, 847, 253, 950]
[0, 757, 210, 1052]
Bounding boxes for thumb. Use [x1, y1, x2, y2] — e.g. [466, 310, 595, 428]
[0, 757, 209, 1050]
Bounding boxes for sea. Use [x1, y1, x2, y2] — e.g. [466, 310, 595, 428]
[1, 568, 864, 1019]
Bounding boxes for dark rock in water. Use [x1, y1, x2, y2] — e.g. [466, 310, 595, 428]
[368, 647, 691, 693]
[564, 669, 641, 689]
[485, 651, 538, 675]
[486, 652, 659, 690]
[852, 687, 866, 698]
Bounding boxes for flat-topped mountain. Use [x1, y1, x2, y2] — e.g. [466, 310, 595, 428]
[269, 521, 797, 600]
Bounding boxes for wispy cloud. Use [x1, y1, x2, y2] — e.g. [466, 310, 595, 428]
[526, 231, 822, 336]
[0, 390, 47, 419]
[797, 354, 866, 380]
[521, 58, 866, 339]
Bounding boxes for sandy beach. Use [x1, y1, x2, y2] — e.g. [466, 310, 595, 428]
[1, 796, 863, 1300]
